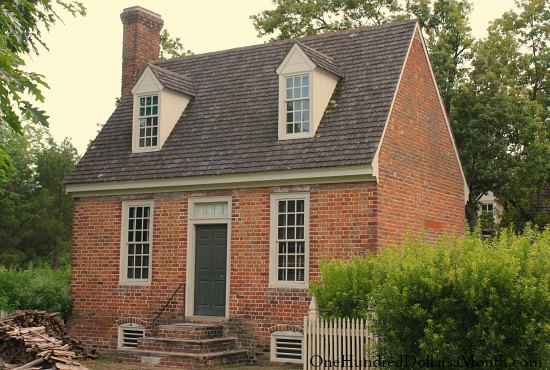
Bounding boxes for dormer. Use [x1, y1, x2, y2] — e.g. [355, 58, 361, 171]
[276, 43, 342, 140]
[131, 64, 194, 152]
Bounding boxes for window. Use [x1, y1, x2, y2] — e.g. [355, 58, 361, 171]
[271, 331, 303, 363]
[120, 201, 153, 285]
[481, 203, 494, 220]
[285, 75, 310, 134]
[270, 193, 309, 287]
[118, 323, 145, 348]
[138, 95, 159, 148]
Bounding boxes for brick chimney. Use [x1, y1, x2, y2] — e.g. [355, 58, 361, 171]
[120, 6, 164, 96]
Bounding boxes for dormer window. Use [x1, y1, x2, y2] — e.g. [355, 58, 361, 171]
[131, 64, 195, 153]
[138, 95, 159, 148]
[276, 43, 342, 141]
[285, 75, 310, 134]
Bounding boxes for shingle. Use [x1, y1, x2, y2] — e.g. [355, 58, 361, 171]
[65, 20, 417, 185]
[296, 42, 343, 77]
[148, 64, 195, 96]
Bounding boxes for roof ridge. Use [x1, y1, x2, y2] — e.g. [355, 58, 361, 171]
[154, 18, 418, 67]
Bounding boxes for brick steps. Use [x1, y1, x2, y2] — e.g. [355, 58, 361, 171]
[156, 323, 224, 339]
[118, 348, 248, 368]
[138, 336, 237, 353]
[117, 322, 248, 368]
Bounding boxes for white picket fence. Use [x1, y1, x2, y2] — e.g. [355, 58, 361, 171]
[303, 299, 376, 370]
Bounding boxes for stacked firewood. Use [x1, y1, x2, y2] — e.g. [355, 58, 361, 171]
[0, 311, 95, 370]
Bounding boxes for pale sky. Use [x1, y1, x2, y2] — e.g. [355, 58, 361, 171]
[25, 0, 516, 154]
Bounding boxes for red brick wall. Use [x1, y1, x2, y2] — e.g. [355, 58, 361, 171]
[120, 7, 163, 96]
[377, 28, 465, 247]
[69, 182, 377, 353]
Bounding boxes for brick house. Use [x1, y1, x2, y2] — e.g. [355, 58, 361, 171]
[64, 6, 467, 367]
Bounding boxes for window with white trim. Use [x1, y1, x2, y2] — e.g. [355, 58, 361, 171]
[120, 201, 153, 285]
[285, 75, 310, 134]
[138, 95, 159, 148]
[481, 203, 495, 220]
[271, 331, 303, 363]
[118, 323, 145, 348]
[270, 193, 309, 287]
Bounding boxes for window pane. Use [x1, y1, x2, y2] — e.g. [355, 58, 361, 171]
[297, 214, 304, 226]
[287, 214, 295, 226]
[287, 227, 295, 239]
[294, 88, 301, 98]
[295, 100, 302, 110]
[302, 75, 309, 85]
[142, 268, 149, 279]
[146, 96, 151, 105]
[297, 200, 304, 212]
[294, 112, 301, 122]
[278, 227, 285, 239]
[302, 122, 310, 132]
[294, 76, 300, 86]
[152, 96, 158, 104]
[286, 77, 293, 88]
[287, 113, 293, 122]
[302, 86, 309, 97]
[278, 214, 286, 226]
[286, 89, 292, 99]
[303, 100, 309, 109]
[286, 124, 293, 134]
[128, 256, 134, 267]
[288, 201, 295, 212]
[140, 97, 145, 105]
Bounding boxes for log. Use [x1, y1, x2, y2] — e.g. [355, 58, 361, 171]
[10, 358, 44, 370]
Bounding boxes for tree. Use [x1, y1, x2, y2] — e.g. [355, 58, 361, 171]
[251, 0, 405, 40]
[0, 0, 85, 180]
[453, 0, 550, 229]
[160, 29, 193, 59]
[0, 126, 79, 268]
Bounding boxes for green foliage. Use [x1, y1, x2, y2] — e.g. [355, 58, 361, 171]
[0, 126, 78, 268]
[0, 265, 72, 320]
[160, 29, 193, 59]
[0, 0, 85, 180]
[311, 229, 550, 364]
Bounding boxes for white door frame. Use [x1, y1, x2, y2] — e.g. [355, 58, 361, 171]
[185, 196, 232, 318]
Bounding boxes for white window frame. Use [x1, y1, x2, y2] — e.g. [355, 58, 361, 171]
[279, 72, 314, 140]
[119, 200, 154, 286]
[118, 323, 145, 349]
[133, 93, 161, 152]
[270, 330, 304, 363]
[284, 74, 311, 136]
[269, 192, 310, 288]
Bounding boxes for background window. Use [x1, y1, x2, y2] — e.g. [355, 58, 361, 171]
[285, 75, 310, 134]
[138, 95, 159, 148]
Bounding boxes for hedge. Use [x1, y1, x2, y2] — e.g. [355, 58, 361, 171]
[311, 227, 549, 367]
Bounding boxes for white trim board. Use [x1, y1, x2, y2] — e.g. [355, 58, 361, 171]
[65, 165, 375, 197]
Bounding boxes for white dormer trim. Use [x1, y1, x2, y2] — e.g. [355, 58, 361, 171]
[276, 44, 339, 141]
[131, 66, 192, 153]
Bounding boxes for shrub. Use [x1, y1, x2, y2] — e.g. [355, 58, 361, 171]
[0, 265, 71, 320]
[311, 227, 550, 366]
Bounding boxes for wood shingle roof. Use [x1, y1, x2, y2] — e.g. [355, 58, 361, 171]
[65, 20, 417, 185]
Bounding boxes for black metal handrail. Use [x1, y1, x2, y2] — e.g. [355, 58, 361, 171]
[152, 283, 185, 335]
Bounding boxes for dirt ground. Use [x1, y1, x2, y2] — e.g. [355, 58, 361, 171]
[80, 356, 300, 370]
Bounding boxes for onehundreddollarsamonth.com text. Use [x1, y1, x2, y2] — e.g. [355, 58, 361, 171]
[308, 354, 545, 368]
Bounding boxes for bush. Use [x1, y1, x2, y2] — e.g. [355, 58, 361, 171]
[0, 265, 71, 320]
[311, 227, 550, 366]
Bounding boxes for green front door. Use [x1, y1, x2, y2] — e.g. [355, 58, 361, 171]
[194, 224, 227, 316]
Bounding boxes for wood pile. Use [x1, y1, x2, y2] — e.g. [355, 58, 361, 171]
[0, 311, 95, 370]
